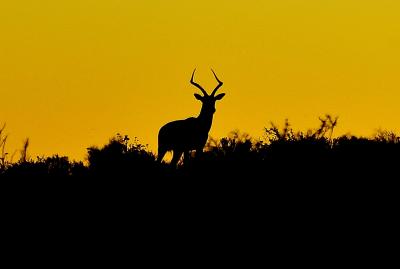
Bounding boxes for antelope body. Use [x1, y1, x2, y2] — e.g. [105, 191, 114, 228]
[158, 69, 225, 166]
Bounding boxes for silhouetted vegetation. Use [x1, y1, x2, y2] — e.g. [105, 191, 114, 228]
[86, 134, 158, 178]
[1, 116, 399, 180]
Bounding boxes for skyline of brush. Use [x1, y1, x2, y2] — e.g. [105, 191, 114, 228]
[1, 1, 400, 160]
[1, 116, 398, 164]
[2, 116, 399, 178]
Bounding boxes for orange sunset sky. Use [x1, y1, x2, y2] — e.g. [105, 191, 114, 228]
[1, 0, 400, 161]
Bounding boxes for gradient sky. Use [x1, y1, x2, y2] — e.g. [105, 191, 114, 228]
[1, 0, 400, 161]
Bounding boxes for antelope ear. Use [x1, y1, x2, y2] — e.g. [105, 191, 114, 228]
[214, 93, 225, 100]
[194, 93, 204, 101]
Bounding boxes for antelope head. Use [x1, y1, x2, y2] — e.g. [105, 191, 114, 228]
[190, 69, 225, 116]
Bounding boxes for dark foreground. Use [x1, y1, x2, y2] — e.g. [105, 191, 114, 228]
[1, 123, 397, 260]
[1, 117, 399, 207]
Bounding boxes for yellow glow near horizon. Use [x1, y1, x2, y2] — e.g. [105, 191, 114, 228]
[1, 1, 400, 161]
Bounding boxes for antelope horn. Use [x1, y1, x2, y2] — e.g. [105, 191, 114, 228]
[190, 69, 208, 96]
[211, 69, 223, 96]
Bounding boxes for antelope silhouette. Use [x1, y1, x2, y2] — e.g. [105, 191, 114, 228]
[157, 69, 225, 166]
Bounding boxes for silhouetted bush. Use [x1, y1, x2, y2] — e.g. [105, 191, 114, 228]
[1, 116, 399, 181]
[2, 155, 86, 178]
[86, 134, 159, 178]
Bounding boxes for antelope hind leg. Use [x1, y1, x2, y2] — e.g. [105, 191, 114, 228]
[170, 150, 183, 167]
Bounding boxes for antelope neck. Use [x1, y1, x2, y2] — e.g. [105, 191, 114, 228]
[197, 109, 214, 130]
